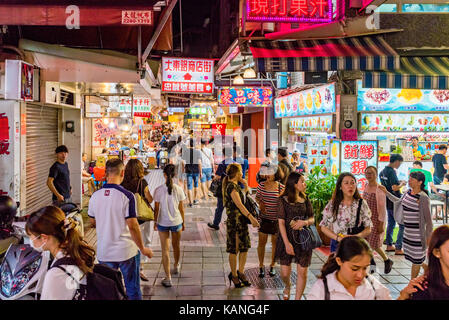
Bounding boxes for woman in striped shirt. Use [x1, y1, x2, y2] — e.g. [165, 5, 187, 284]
[256, 164, 285, 278]
[379, 171, 433, 279]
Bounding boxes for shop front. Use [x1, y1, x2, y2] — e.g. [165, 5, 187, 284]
[274, 83, 337, 175]
[358, 80, 449, 181]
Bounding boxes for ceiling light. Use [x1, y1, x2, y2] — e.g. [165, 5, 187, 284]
[103, 118, 109, 125]
[233, 75, 244, 85]
[243, 67, 256, 79]
[109, 122, 115, 129]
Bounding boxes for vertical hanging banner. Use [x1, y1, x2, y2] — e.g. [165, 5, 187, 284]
[340, 141, 378, 193]
[162, 57, 215, 94]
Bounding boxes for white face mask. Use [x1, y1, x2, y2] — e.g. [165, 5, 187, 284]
[30, 235, 47, 253]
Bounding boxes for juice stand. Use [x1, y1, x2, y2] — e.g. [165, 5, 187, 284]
[357, 80, 449, 181]
[275, 83, 337, 174]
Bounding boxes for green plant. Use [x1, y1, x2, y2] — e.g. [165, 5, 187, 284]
[305, 166, 338, 224]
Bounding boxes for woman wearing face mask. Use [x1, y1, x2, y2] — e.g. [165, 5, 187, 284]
[26, 206, 96, 300]
[275, 172, 314, 300]
[320, 173, 373, 253]
[378, 171, 433, 279]
[363, 166, 393, 274]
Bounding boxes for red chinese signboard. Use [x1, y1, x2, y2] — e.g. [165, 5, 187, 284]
[162, 57, 214, 94]
[341, 141, 378, 193]
[121, 10, 153, 25]
[246, 0, 334, 23]
[212, 123, 227, 136]
[0, 113, 10, 156]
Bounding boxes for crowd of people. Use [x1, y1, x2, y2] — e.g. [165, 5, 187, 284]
[12, 132, 449, 300]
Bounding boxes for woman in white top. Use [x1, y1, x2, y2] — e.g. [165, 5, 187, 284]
[153, 164, 186, 287]
[307, 236, 425, 300]
[25, 206, 95, 300]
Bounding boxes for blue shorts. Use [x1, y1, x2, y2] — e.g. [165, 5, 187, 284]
[157, 224, 182, 232]
[201, 168, 213, 183]
[186, 173, 200, 190]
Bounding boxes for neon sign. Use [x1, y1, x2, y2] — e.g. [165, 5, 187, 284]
[218, 87, 273, 107]
[246, 0, 333, 23]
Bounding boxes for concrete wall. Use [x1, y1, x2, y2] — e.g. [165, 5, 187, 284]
[0, 100, 21, 202]
[61, 108, 82, 205]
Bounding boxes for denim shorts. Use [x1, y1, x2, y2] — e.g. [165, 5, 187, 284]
[186, 173, 200, 190]
[157, 223, 183, 232]
[201, 168, 213, 183]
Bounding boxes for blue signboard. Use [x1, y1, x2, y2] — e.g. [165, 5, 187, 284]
[357, 80, 449, 112]
[274, 83, 336, 118]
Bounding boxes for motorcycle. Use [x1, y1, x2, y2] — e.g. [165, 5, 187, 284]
[0, 197, 21, 260]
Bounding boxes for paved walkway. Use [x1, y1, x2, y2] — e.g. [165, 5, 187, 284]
[82, 193, 425, 300]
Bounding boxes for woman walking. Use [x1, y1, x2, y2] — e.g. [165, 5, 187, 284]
[223, 163, 260, 288]
[255, 164, 285, 278]
[121, 159, 153, 282]
[363, 166, 394, 274]
[275, 172, 314, 300]
[153, 164, 186, 287]
[379, 171, 433, 279]
[320, 172, 372, 253]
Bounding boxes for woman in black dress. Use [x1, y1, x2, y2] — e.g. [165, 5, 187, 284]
[276, 172, 314, 300]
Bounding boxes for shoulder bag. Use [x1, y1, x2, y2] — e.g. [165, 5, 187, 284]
[242, 190, 260, 225]
[347, 199, 364, 235]
[291, 197, 322, 251]
[135, 179, 154, 221]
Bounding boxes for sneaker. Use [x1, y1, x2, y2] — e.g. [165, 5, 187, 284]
[173, 264, 180, 275]
[161, 278, 172, 287]
[188, 203, 193, 208]
[207, 222, 219, 230]
[193, 200, 199, 205]
[384, 259, 394, 274]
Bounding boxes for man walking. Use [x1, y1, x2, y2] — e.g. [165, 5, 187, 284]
[88, 158, 153, 300]
[47, 145, 72, 205]
[182, 139, 203, 207]
[379, 154, 406, 255]
[432, 144, 449, 185]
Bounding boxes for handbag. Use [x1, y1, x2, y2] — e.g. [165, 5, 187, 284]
[291, 199, 322, 251]
[242, 191, 260, 225]
[209, 178, 222, 197]
[347, 199, 364, 235]
[135, 179, 154, 221]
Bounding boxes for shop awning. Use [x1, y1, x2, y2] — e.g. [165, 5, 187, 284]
[363, 56, 449, 89]
[250, 36, 399, 73]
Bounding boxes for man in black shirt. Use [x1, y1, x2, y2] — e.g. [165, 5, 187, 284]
[47, 145, 72, 205]
[278, 147, 293, 179]
[432, 145, 449, 185]
[379, 154, 406, 255]
[182, 139, 202, 207]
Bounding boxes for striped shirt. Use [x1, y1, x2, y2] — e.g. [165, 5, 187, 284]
[402, 190, 426, 265]
[256, 181, 285, 221]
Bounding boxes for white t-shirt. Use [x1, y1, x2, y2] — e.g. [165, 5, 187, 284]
[88, 183, 139, 262]
[154, 184, 186, 227]
[306, 271, 392, 300]
[41, 251, 87, 300]
[200, 147, 213, 169]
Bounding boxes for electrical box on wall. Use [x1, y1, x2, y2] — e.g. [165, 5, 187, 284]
[44, 81, 76, 108]
[65, 120, 75, 133]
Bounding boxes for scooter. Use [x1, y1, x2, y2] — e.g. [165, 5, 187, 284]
[0, 197, 21, 260]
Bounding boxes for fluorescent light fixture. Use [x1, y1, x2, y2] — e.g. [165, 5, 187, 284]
[233, 75, 244, 85]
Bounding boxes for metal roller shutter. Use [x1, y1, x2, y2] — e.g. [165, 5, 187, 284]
[25, 104, 59, 215]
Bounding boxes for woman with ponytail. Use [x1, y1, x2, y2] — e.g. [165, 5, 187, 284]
[378, 171, 433, 279]
[26, 206, 96, 300]
[153, 164, 186, 287]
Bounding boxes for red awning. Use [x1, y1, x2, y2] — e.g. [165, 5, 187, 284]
[0, 1, 161, 26]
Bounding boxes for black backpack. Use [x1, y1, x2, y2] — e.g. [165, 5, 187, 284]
[50, 257, 127, 300]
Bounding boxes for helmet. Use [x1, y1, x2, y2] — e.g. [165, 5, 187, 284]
[0, 196, 18, 228]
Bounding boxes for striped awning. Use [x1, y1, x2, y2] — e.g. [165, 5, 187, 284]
[249, 36, 399, 73]
[363, 56, 449, 89]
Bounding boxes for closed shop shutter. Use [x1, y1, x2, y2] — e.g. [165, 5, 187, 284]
[25, 104, 59, 215]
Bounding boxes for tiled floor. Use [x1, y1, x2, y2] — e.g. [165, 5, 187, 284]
[82, 171, 433, 300]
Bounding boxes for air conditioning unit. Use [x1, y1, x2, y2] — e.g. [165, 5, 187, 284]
[44, 81, 76, 108]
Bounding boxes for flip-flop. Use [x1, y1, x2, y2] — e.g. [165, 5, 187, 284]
[385, 248, 396, 252]
[395, 251, 405, 256]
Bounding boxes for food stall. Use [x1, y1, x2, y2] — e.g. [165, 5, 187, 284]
[275, 83, 337, 174]
[358, 80, 449, 181]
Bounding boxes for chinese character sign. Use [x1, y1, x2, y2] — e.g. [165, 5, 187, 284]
[118, 96, 152, 117]
[162, 57, 214, 94]
[246, 0, 334, 23]
[121, 10, 153, 25]
[218, 87, 273, 107]
[340, 141, 378, 193]
[212, 123, 226, 136]
[0, 113, 10, 156]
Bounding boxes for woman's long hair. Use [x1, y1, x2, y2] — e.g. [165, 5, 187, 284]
[331, 172, 361, 220]
[409, 171, 429, 195]
[425, 225, 449, 298]
[222, 163, 242, 198]
[319, 236, 372, 279]
[281, 171, 305, 203]
[122, 159, 145, 192]
[26, 206, 95, 274]
[164, 164, 176, 195]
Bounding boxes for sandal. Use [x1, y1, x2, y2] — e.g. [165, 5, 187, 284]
[283, 286, 291, 300]
[269, 266, 276, 277]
